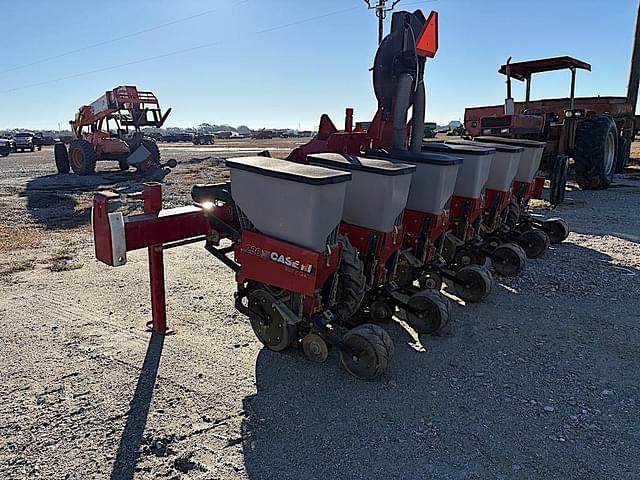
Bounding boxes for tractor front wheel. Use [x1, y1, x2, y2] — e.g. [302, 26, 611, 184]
[575, 115, 617, 190]
[68, 139, 96, 175]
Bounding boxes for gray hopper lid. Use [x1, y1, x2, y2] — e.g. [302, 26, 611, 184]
[474, 136, 546, 149]
[422, 141, 495, 156]
[306, 152, 416, 176]
[365, 149, 463, 166]
[226, 156, 351, 185]
[446, 139, 524, 153]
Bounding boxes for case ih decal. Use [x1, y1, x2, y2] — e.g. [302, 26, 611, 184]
[243, 244, 314, 273]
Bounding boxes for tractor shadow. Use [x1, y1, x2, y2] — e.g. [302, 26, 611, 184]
[239, 240, 639, 480]
[21, 172, 140, 230]
[110, 332, 165, 480]
[240, 322, 470, 480]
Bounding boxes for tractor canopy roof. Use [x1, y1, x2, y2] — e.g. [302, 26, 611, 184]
[498, 56, 591, 81]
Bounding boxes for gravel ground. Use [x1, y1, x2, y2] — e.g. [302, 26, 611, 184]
[0, 142, 639, 479]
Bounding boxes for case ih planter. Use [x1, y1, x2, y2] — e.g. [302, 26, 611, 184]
[90, 8, 570, 383]
[55, 86, 174, 178]
[94, 158, 395, 380]
[306, 153, 453, 335]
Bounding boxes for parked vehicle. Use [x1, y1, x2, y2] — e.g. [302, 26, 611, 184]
[13, 132, 41, 152]
[193, 133, 215, 145]
[0, 137, 12, 157]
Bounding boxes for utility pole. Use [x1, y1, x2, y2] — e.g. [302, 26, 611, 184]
[364, 0, 401, 44]
[627, 0, 640, 113]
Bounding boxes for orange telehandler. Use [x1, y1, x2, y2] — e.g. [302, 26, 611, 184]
[55, 86, 174, 178]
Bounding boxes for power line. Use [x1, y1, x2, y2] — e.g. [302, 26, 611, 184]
[0, 0, 249, 76]
[363, 0, 437, 44]
[4, 4, 361, 94]
[364, 0, 402, 44]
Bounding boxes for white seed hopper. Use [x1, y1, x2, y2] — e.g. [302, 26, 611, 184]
[226, 156, 351, 252]
[306, 153, 415, 232]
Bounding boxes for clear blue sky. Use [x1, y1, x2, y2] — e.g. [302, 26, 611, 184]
[0, 0, 637, 130]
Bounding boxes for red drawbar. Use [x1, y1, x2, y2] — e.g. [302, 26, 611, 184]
[339, 222, 403, 286]
[449, 196, 485, 242]
[235, 230, 341, 298]
[483, 189, 512, 229]
[402, 209, 449, 262]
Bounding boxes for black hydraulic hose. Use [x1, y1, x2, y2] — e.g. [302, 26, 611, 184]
[410, 80, 425, 152]
[392, 73, 414, 151]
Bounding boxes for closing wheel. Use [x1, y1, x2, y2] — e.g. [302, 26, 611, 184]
[418, 271, 443, 291]
[484, 235, 502, 251]
[247, 290, 296, 352]
[369, 300, 394, 323]
[405, 290, 451, 335]
[454, 248, 486, 268]
[491, 243, 527, 276]
[541, 218, 569, 244]
[340, 324, 394, 380]
[517, 228, 550, 259]
[453, 265, 492, 303]
[302, 333, 329, 363]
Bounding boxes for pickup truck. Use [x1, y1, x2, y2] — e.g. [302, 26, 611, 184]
[13, 132, 43, 152]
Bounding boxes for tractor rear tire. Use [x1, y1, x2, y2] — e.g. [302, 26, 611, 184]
[615, 136, 631, 173]
[335, 234, 367, 320]
[575, 115, 617, 190]
[54, 143, 70, 174]
[68, 139, 96, 175]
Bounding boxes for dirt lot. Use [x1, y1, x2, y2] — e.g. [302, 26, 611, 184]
[1, 140, 639, 480]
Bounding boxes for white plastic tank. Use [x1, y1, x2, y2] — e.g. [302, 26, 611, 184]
[421, 142, 495, 199]
[474, 136, 546, 183]
[306, 153, 415, 232]
[446, 140, 523, 192]
[365, 150, 462, 216]
[226, 156, 351, 252]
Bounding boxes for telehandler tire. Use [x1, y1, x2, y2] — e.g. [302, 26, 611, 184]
[54, 142, 70, 174]
[68, 139, 96, 175]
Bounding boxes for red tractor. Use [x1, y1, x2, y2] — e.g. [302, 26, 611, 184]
[55, 86, 172, 177]
[464, 56, 636, 193]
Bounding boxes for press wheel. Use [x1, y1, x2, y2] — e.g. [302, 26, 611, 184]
[404, 290, 451, 335]
[453, 265, 492, 303]
[491, 243, 527, 276]
[542, 218, 569, 244]
[369, 299, 394, 323]
[418, 271, 443, 291]
[517, 229, 550, 259]
[340, 324, 394, 380]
